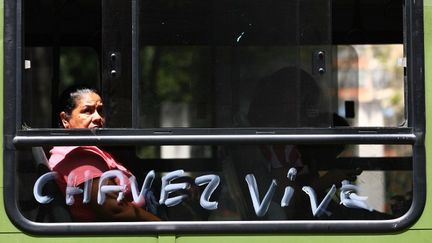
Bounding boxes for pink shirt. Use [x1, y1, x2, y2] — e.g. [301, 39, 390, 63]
[48, 146, 134, 221]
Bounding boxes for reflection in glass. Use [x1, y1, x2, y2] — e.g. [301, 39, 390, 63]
[337, 45, 405, 127]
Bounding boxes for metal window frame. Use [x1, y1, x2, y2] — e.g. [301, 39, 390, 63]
[3, 0, 426, 235]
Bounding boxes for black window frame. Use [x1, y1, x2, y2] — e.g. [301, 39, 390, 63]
[3, 0, 426, 234]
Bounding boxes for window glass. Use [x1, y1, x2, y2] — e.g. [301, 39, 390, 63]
[337, 45, 405, 127]
[22, 47, 99, 128]
[21, 2, 406, 130]
[138, 0, 335, 129]
[22, 47, 54, 128]
[18, 144, 412, 222]
[15, 0, 416, 228]
[136, 1, 405, 129]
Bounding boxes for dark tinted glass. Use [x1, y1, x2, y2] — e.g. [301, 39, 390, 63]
[138, 0, 334, 128]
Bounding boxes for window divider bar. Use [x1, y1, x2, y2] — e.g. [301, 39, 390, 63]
[131, 0, 140, 128]
[13, 132, 417, 147]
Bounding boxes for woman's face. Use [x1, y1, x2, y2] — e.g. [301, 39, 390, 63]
[61, 92, 105, 128]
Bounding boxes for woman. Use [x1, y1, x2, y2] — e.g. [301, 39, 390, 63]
[48, 86, 160, 222]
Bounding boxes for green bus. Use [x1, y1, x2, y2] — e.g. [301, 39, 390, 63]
[2, 0, 432, 242]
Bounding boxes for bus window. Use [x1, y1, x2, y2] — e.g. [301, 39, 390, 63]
[20, 0, 407, 130]
[17, 143, 413, 222]
[5, 0, 424, 234]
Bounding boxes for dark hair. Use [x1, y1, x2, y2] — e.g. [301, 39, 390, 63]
[57, 85, 101, 127]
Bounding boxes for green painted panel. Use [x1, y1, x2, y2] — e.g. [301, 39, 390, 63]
[0, 233, 159, 243]
[0, 193, 21, 233]
[176, 230, 432, 243]
[157, 235, 176, 243]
